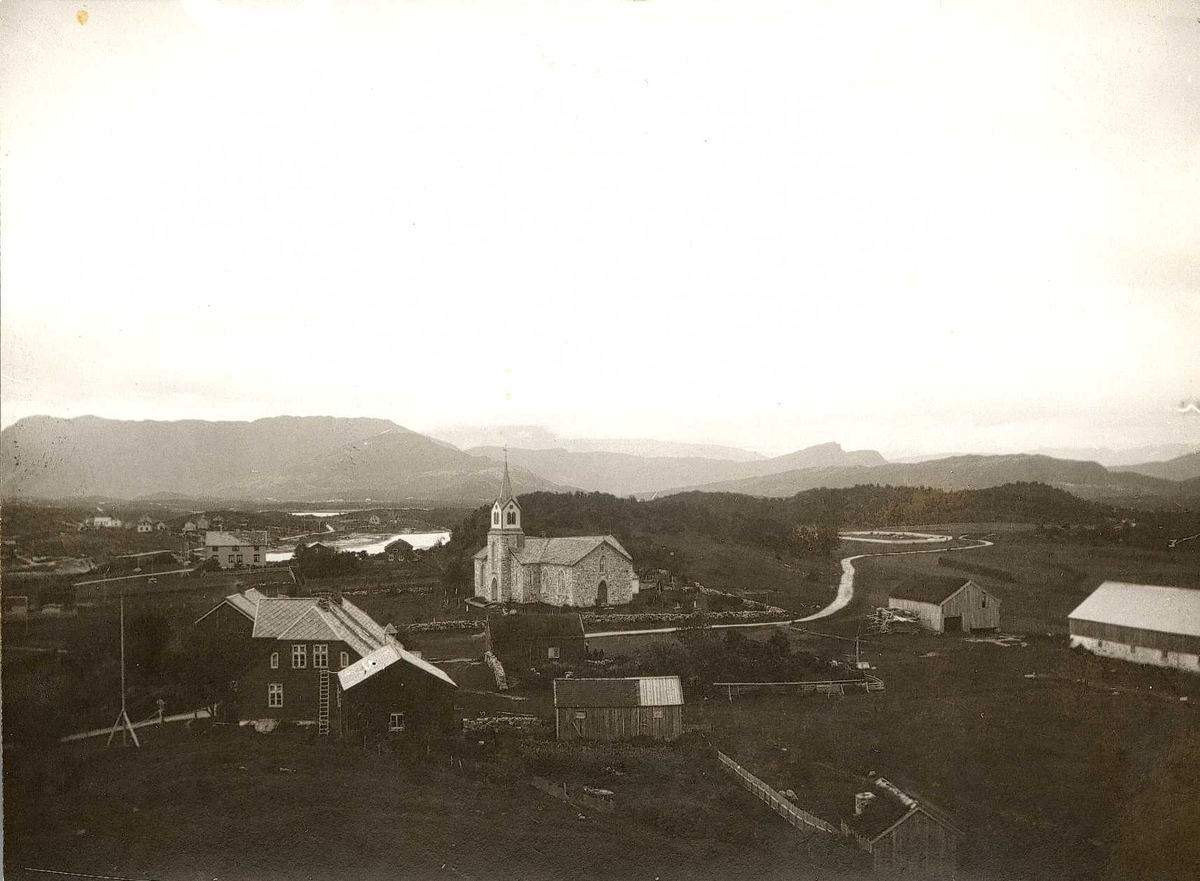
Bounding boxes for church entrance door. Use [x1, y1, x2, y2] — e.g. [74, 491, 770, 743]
[596, 580, 608, 606]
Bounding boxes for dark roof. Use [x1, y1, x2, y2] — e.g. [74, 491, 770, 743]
[384, 537, 413, 553]
[487, 613, 585, 642]
[890, 574, 974, 605]
[553, 676, 683, 708]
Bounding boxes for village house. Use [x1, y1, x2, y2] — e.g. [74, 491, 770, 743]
[1068, 581, 1200, 673]
[887, 575, 1000, 633]
[368, 514, 382, 527]
[473, 460, 635, 606]
[90, 515, 122, 529]
[195, 515, 209, 531]
[182, 521, 197, 534]
[223, 592, 456, 739]
[204, 530, 269, 569]
[137, 515, 155, 534]
[485, 612, 587, 671]
[384, 537, 413, 561]
[552, 676, 683, 742]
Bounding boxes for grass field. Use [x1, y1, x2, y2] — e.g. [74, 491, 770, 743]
[3, 723, 876, 881]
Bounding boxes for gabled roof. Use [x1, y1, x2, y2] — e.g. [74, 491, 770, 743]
[193, 587, 266, 625]
[553, 676, 683, 708]
[890, 575, 982, 606]
[487, 612, 585, 642]
[204, 530, 267, 547]
[513, 536, 631, 566]
[252, 596, 387, 658]
[1068, 581, 1200, 638]
[337, 642, 457, 691]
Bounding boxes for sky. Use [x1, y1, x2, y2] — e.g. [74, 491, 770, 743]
[2, 0, 1198, 458]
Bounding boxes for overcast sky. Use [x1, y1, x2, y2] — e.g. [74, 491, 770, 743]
[2, 0, 1197, 457]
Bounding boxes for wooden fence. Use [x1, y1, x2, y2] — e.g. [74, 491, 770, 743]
[713, 675, 885, 700]
[717, 750, 839, 835]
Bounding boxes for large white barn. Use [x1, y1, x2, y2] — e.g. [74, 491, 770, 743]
[1067, 581, 1200, 674]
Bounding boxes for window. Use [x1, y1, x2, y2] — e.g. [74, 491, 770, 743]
[270, 652, 279, 669]
[314, 644, 328, 669]
[599, 555, 606, 574]
[506, 509, 516, 525]
[492, 511, 499, 526]
[981, 596, 987, 608]
[268, 683, 283, 708]
[253, 554, 260, 563]
[573, 711, 586, 720]
[548, 646, 560, 660]
[227, 556, 235, 564]
[340, 651, 349, 669]
[292, 644, 307, 668]
[236, 555, 243, 564]
[389, 712, 405, 732]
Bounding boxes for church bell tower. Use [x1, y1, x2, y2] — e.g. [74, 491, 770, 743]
[487, 451, 524, 602]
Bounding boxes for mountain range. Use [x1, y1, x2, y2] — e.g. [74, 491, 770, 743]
[2, 415, 1197, 508]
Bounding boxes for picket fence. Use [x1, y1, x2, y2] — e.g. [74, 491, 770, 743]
[717, 750, 839, 834]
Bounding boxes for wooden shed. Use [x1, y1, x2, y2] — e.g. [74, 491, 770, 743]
[1068, 581, 1200, 673]
[337, 642, 459, 743]
[841, 776, 963, 879]
[888, 576, 1000, 633]
[553, 676, 683, 742]
[485, 613, 587, 670]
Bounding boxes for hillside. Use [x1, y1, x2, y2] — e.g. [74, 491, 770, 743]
[468, 441, 886, 496]
[1113, 450, 1200, 482]
[669, 454, 1200, 508]
[0, 416, 567, 503]
[431, 424, 766, 461]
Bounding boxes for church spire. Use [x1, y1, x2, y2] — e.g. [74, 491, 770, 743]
[499, 447, 515, 505]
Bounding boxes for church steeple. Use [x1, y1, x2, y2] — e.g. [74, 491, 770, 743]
[498, 448, 515, 505]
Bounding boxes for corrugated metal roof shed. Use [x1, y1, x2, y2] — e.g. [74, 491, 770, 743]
[553, 676, 683, 708]
[1068, 581, 1200, 638]
[337, 643, 457, 691]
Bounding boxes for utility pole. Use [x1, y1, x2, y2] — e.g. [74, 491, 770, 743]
[106, 595, 140, 748]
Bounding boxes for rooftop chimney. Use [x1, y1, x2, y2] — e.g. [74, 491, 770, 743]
[317, 597, 330, 611]
[855, 792, 876, 816]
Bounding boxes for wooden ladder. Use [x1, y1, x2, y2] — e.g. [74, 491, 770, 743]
[318, 670, 330, 736]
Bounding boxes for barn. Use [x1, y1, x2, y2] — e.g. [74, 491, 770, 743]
[553, 676, 683, 742]
[1068, 581, 1200, 673]
[888, 575, 1000, 633]
[485, 613, 587, 671]
[337, 643, 459, 743]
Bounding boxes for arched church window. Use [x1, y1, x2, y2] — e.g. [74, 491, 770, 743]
[506, 509, 516, 526]
[599, 555, 606, 574]
[492, 510, 499, 526]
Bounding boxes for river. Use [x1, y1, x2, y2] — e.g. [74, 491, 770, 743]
[266, 530, 451, 563]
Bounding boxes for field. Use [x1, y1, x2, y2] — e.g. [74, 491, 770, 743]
[3, 723, 875, 881]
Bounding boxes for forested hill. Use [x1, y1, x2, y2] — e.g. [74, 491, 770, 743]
[446, 481, 1165, 566]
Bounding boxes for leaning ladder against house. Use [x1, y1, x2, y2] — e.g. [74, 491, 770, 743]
[318, 670, 330, 736]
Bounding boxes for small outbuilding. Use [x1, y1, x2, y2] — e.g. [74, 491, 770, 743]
[888, 575, 1000, 633]
[1068, 581, 1200, 673]
[485, 612, 586, 670]
[553, 676, 683, 742]
[337, 642, 459, 743]
[841, 776, 963, 879]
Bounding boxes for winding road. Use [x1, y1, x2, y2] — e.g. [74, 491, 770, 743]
[585, 531, 995, 639]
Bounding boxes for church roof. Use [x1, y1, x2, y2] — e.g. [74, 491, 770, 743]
[512, 536, 631, 566]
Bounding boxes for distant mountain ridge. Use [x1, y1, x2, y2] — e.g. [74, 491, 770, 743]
[468, 441, 887, 496]
[666, 453, 1200, 508]
[429, 424, 766, 461]
[0, 415, 567, 502]
[1112, 450, 1200, 482]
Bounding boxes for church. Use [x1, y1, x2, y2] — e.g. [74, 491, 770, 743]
[473, 461, 635, 607]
